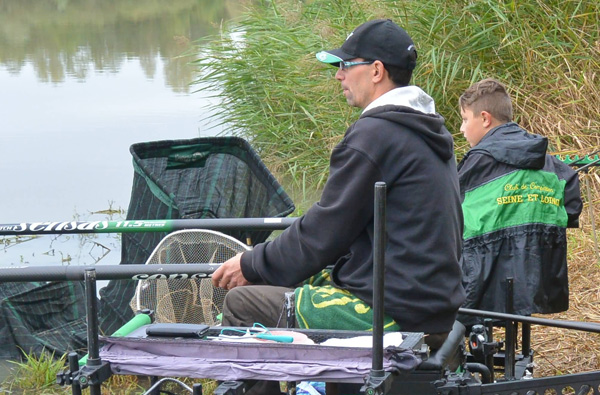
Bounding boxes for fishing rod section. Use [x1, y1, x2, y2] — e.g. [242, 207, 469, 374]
[0, 217, 298, 236]
[0, 263, 220, 282]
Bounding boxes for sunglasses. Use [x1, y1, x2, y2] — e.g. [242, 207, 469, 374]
[339, 60, 375, 71]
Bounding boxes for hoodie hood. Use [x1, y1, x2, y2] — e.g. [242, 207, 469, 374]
[472, 122, 548, 169]
[362, 86, 455, 161]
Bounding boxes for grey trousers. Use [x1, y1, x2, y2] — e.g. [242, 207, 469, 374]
[222, 285, 295, 329]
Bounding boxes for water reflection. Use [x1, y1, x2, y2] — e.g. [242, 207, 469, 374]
[0, 0, 239, 90]
[0, 0, 241, 267]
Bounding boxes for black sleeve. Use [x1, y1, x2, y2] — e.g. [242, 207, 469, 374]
[553, 158, 583, 228]
[241, 142, 381, 286]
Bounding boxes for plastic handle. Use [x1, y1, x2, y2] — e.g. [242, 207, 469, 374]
[256, 333, 294, 343]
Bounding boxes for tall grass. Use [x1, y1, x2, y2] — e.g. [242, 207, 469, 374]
[194, 0, 374, 188]
[193, 0, 599, 184]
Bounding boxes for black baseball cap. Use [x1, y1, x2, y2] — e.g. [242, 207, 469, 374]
[316, 19, 417, 70]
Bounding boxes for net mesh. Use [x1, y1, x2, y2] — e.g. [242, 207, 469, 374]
[130, 230, 250, 325]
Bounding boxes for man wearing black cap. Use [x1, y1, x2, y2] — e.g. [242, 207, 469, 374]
[213, 19, 465, 393]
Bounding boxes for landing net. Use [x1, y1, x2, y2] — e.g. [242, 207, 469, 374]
[131, 229, 250, 325]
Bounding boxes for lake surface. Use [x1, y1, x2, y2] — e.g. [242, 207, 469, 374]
[0, 0, 242, 267]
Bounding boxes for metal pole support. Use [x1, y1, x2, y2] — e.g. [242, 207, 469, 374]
[362, 182, 392, 395]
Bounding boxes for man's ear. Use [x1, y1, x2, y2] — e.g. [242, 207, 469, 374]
[372, 60, 385, 83]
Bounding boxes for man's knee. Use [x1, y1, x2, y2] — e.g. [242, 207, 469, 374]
[222, 286, 294, 328]
[222, 287, 250, 326]
[223, 287, 246, 311]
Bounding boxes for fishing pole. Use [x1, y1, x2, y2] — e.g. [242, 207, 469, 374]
[0, 263, 220, 282]
[0, 217, 297, 236]
[459, 307, 600, 334]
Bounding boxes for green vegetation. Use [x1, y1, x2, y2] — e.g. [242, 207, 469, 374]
[3, 352, 66, 392]
[194, 0, 599, 187]
[0, 352, 217, 394]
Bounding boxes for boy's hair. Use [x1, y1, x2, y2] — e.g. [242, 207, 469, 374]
[459, 78, 513, 123]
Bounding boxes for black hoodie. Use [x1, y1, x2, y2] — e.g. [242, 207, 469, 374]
[241, 93, 465, 334]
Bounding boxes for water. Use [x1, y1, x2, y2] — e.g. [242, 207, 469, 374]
[0, 0, 241, 267]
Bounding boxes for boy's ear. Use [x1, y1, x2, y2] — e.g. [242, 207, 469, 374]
[481, 111, 494, 128]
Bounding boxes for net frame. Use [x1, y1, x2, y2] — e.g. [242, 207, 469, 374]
[131, 229, 251, 325]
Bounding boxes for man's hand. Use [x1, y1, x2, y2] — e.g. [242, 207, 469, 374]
[212, 253, 251, 290]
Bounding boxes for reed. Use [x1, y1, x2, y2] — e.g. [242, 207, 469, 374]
[193, 0, 599, 185]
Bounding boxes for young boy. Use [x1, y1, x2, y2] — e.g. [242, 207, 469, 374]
[457, 78, 582, 324]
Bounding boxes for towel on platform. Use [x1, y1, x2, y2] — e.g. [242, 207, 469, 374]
[294, 270, 399, 331]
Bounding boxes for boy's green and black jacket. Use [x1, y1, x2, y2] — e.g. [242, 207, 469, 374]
[457, 122, 582, 323]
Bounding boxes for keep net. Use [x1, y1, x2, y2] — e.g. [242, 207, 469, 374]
[99, 136, 295, 334]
